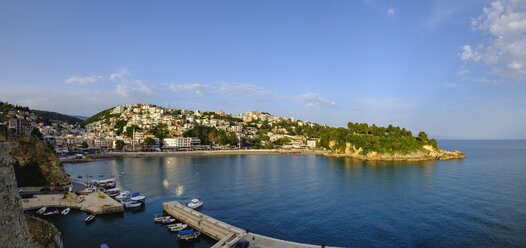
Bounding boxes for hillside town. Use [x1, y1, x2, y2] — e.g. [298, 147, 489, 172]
[2, 103, 323, 157]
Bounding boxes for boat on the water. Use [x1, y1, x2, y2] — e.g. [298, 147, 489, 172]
[177, 229, 200, 240]
[115, 191, 131, 200]
[77, 175, 83, 179]
[154, 215, 171, 223]
[36, 207, 46, 215]
[85, 215, 95, 223]
[43, 209, 59, 216]
[61, 208, 70, 215]
[161, 218, 176, 225]
[168, 223, 188, 232]
[123, 200, 142, 208]
[187, 198, 203, 209]
[105, 187, 120, 197]
[130, 195, 145, 202]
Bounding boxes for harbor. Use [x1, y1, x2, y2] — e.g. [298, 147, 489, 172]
[163, 201, 331, 248]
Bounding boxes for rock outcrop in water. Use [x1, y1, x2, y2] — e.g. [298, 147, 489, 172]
[4, 134, 69, 186]
[0, 142, 63, 248]
[327, 141, 465, 161]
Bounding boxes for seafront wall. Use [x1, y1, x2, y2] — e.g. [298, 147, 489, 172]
[1, 142, 64, 248]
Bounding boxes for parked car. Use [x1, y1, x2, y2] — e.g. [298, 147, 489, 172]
[52, 187, 65, 192]
[40, 187, 51, 192]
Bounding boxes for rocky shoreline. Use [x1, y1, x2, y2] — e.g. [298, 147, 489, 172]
[325, 141, 465, 161]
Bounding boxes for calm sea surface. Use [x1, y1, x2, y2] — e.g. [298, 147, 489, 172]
[47, 140, 526, 248]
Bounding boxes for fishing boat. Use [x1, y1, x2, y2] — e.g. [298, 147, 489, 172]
[36, 207, 46, 215]
[61, 208, 70, 215]
[104, 188, 120, 197]
[77, 195, 85, 203]
[43, 209, 59, 216]
[98, 192, 106, 198]
[115, 191, 131, 200]
[177, 229, 200, 240]
[130, 195, 145, 202]
[85, 215, 95, 223]
[127, 192, 140, 198]
[161, 218, 176, 225]
[168, 223, 188, 232]
[123, 200, 142, 208]
[187, 198, 203, 209]
[154, 215, 171, 223]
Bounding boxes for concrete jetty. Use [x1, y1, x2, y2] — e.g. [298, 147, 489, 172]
[22, 191, 123, 214]
[163, 201, 335, 248]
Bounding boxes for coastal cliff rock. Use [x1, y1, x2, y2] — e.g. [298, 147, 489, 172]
[328, 141, 465, 161]
[6, 135, 69, 186]
[0, 142, 63, 248]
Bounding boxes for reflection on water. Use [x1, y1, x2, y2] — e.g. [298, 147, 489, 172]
[59, 141, 526, 248]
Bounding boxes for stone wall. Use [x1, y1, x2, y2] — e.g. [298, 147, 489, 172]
[0, 142, 37, 248]
[0, 142, 63, 248]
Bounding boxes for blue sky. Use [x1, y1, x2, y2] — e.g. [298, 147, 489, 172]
[1, 0, 525, 139]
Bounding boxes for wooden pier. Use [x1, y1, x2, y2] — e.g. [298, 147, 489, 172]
[163, 201, 335, 248]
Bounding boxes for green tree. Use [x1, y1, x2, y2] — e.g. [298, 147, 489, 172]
[80, 141, 89, 149]
[143, 137, 156, 149]
[115, 140, 125, 151]
[418, 131, 429, 142]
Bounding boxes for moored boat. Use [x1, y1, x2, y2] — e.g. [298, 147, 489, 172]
[36, 207, 46, 215]
[123, 200, 142, 208]
[177, 229, 200, 240]
[187, 198, 203, 209]
[154, 215, 171, 223]
[168, 223, 188, 232]
[77, 195, 85, 203]
[85, 215, 95, 223]
[98, 192, 106, 198]
[115, 191, 131, 200]
[161, 218, 176, 225]
[130, 195, 145, 202]
[61, 208, 70, 215]
[43, 209, 59, 216]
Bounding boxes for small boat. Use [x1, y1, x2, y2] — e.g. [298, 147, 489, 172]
[123, 201, 142, 208]
[24, 210, 35, 216]
[61, 208, 70, 215]
[169, 223, 188, 232]
[98, 192, 106, 198]
[36, 207, 46, 215]
[77, 195, 85, 203]
[121, 172, 126, 175]
[100, 244, 109, 248]
[77, 175, 83, 179]
[130, 195, 145, 202]
[177, 229, 200, 240]
[115, 191, 131, 200]
[154, 215, 171, 223]
[43, 209, 59, 216]
[161, 218, 176, 225]
[98, 174, 104, 177]
[187, 198, 203, 209]
[85, 215, 95, 223]
[127, 192, 140, 198]
[78, 191, 89, 195]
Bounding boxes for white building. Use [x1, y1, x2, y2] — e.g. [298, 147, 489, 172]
[162, 137, 201, 148]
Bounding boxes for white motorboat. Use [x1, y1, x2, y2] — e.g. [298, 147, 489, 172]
[130, 195, 145, 202]
[178, 230, 200, 240]
[168, 223, 188, 232]
[161, 218, 176, 225]
[43, 209, 59, 216]
[85, 215, 95, 223]
[123, 201, 142, 208]
[154, 215, 171, 223]
[61, 208, 70, 215]
[115, 191, 131, 200]
[77, 195, 85, 203]
[187, 198, 203, 209]
[36, 207, 46, 215]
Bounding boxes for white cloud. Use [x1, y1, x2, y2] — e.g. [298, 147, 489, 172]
[116, 80, 153, 98]
[110, 68, 130, 80]
[387, 8, 395, 16]
[218, 82, 273, 97]
[299, 93, 336, 108]
[64, 75, 98, 84]
[461, 0, 526, 81]
[169, 83, 213, 95]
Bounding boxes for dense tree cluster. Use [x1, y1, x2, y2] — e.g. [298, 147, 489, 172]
[183, 125, 238, 146]
[319, 122, 439, 155]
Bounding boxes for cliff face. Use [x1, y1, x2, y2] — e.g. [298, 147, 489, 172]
[7, 135, 70, 186]
[0, 142, 64, 248]
[328, 141, 465, 161]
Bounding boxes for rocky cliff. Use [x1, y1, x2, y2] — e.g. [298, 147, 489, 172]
[0, 142, 63, 248]
[4, 134, 69, 186]
[327, 141, 465, 161]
